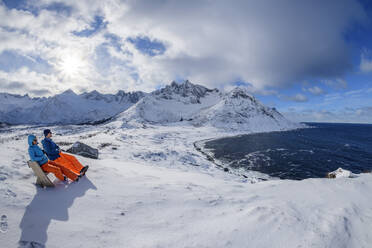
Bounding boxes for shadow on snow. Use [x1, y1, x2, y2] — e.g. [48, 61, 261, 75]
[18, 177, 97, 248]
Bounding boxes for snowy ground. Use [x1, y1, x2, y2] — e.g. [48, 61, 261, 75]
[1, 124, 372, 248]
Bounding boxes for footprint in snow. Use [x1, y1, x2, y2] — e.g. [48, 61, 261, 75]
[1, 214, 8, 233]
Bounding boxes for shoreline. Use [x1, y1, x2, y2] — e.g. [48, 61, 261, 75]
[192, 125, 310, 182]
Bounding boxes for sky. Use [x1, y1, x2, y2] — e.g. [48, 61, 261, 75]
[0, 0, 372, 123]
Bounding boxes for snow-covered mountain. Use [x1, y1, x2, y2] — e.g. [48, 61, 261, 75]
[0, 80, 300, 130]
[117, 80, 300, 131]
[0, 90, 146, 125]
[192, 87, 297, 131]
[118, 80, 222, 124]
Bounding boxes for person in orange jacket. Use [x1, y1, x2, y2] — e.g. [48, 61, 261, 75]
[41, 129, 89, 176]
[27, 134, 80, 182]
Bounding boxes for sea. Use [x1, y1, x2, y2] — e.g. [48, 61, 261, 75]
[202, 123, 372, 180]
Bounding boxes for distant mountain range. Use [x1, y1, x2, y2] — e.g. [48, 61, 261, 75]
[0, 80, 300, 131]
[0, 89, 145, 125]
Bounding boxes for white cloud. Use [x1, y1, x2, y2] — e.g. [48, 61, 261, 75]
[0, 0, 367, 95]
[322, 78, 348, 89]
[281, 93, 308, 102]
[324, 93, 342, 102]
[292, 94, 308, 102]
[283, 107, 372, 124]
[307, 86, 325, 95]
[360, 50, 372, 73]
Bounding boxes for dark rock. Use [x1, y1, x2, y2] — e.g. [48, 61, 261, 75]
[66, 142, 99, 159]
[152, 80, 218, 103]
[77, 117, 113, 126]
[98, 143, 111, 149]
[206, 155, 214, 161]
[57, 141, 74, 146]
[223, 168, 229, 172]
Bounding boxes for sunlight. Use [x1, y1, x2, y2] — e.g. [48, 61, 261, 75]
[59, 54, 86, 77]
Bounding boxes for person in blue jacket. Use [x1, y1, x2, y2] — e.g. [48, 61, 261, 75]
[42, 129, 88, 176]
[28, 134, 79, 182]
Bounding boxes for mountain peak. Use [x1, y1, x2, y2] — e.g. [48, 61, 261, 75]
[228, 87, 253, 99]
[116, 90, 126, 96]
[153, 80, 217, 102]
[61, 89, 76, 95]
[90, 90, 100, 94]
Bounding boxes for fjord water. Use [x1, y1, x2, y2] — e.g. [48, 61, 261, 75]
[203, 123, 372, 180]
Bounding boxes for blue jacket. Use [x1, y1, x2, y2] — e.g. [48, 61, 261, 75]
[28, 135, 48, 166]
[42, 137, 60, 161]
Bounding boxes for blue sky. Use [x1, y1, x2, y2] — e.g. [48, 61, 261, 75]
[0, 0, 372, 123]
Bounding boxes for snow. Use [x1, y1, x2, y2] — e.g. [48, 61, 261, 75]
[0, 80, 303, 131]
[0, 90, 145, 125]
[0, 80, 369, 247]
[1, 123, 372, 248]
[327, 168, 353, 178]
[116, 82, 303, 132]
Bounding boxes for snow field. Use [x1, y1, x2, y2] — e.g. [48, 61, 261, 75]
[1, 124, 372, 248]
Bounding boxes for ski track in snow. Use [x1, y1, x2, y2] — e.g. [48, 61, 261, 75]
[1, 124, 372, 248]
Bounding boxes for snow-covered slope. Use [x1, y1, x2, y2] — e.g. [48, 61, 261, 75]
[117, 80, 301, 131]
[0, 90, 145, 125]
[117, 80, 221, 125]
[193, 87, 299, 131]
[1, 124, 372, 248]
[0, 80, 301, 131]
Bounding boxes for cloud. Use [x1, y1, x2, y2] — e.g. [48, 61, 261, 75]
[283, 106, 372, 124]
[360, 49, 372, 73]
[322, 78, 348, 89]
[0, 0, 368, 95]
[283, 93, 308, 102]
[307, 86, 325, 95]
[0, 67, 62, 96]
[29, 88, 51, 95]
[72, 15, 107, 37]
[323, 93, 342, 103]
[105, 0, 366, 89]
[0, 80, 25, 90]
[0, 50, 52, 73]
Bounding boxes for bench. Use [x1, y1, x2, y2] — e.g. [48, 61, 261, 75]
[27, 161, 55, 187]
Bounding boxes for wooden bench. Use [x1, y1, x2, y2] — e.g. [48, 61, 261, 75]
[27, 161, 55, 187]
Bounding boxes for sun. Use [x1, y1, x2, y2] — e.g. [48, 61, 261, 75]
[59, 54, 86, 77]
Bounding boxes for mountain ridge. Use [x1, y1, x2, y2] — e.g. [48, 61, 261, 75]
[0, 89, 146, 125]
[0, 80, 300, 131]
[115, 81, 301, 131]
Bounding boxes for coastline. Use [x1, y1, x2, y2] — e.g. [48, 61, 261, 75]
[192, 124, 309, 182]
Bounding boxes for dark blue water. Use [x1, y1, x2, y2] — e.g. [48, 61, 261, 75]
[203, 123, 372, 180]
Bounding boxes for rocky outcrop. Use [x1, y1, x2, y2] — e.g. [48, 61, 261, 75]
[152, 80, 219, 104]
[66, 142, 99, 159]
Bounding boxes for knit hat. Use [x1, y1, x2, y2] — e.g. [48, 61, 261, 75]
[43, 129, 51, 137]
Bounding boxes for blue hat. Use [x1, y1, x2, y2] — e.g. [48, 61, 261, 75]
[43, 129, 51, 137]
